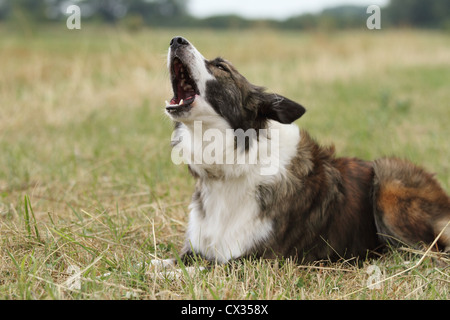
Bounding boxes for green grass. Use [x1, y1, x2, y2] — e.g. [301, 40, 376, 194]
[0, 26, 449, 299]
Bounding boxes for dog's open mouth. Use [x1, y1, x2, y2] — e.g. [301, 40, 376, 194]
[166, 57, 199, 114]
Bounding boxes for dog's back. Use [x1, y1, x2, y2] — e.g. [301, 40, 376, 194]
[252, 130, 381, 262]
[253, 131, 450, 262]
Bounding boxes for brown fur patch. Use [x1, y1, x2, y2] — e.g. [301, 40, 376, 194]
[373, 158, 450, 250]
[254, 131, 381, 262]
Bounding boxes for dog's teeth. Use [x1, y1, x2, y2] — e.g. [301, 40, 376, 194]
[165, 100, 170, 106]
[179, 99, 184, 105]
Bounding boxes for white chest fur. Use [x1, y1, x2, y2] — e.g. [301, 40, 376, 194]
[176, 120, 301, 263]
[186, 177, 273, 263]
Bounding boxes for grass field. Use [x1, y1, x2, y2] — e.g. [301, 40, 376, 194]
[0, 26, 449, 300]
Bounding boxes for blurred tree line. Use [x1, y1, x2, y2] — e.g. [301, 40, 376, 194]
[0, 0, 449, 30]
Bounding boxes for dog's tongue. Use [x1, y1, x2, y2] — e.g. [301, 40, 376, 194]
[166, 95, 196, 108]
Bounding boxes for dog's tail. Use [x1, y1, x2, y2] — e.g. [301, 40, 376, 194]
[372, 157, 450, 252]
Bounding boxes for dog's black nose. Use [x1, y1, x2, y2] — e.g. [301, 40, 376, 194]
[170, 36, 189, 48]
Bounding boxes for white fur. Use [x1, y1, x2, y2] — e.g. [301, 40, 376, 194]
[182, 120, 301, 263]
[187, 178, 271, 263]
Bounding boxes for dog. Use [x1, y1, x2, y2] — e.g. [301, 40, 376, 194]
[162, 36, 450, 266]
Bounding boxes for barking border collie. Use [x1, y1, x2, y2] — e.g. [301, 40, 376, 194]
[163, 36, 450, 265]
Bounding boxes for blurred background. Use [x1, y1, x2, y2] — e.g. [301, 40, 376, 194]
[1, 0, 449, 31]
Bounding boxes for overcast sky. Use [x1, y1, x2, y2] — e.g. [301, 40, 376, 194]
[188, 0, 390, 20]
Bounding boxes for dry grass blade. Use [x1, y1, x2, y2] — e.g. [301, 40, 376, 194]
[340, 220, 450, 299]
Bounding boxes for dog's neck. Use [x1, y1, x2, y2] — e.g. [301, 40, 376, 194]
[172, 120, 301, 181]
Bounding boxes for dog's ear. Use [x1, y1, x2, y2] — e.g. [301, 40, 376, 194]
[259, 93, 306, 124]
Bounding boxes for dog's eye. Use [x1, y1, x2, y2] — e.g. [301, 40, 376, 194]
[216, 63, 228, 72]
